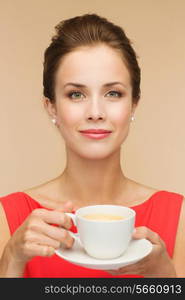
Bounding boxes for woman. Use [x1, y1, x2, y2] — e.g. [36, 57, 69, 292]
[0, 13, 184, 278]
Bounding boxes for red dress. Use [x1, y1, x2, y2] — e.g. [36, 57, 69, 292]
[0, 190, 183, 278]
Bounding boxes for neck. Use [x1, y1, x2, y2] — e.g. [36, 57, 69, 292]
[59, 148, 128, 206]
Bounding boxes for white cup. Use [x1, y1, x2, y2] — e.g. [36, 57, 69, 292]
[66, 204, 136, 260]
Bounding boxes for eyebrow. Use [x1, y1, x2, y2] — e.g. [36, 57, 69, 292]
[63, 81, 127, 88]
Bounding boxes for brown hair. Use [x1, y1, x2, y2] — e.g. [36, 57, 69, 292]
[43, 13, 141, 104]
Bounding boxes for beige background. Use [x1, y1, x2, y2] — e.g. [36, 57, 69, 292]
[0, 0, 184, 197]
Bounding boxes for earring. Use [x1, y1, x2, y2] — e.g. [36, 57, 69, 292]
[51, 118, 57, 125]
[131, 115, 135, 122]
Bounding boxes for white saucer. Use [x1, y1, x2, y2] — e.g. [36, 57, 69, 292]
[55, 237, 153, 270]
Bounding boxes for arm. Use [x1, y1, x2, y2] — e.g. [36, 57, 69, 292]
[108, 226, 176, 277]
[0, 246, 26, 278]
[0, 202, 74, 278]
[0, 203, 25, 277]
[107, 197, 185, 278]
[172, 197, 185, 277]
[0, 203, 11, 258]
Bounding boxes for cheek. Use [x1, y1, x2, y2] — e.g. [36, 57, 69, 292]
[108, 103, 132, 145]
[58, 103, 83, 127]
[108, 103, 131, 126]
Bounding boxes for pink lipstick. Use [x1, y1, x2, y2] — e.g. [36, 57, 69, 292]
[79, 129, 112, 140]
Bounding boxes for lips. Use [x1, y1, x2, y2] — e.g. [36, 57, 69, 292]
[79, 129, 112, 140]
[79, 129, 112, 134]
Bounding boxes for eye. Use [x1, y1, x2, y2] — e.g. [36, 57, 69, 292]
[106, 90, 123, 98]
[67, 91, 84, 100]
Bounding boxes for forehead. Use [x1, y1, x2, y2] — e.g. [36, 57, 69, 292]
[55, 45, 131, 88]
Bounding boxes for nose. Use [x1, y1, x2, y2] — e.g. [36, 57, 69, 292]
[86, 98, 106, 121]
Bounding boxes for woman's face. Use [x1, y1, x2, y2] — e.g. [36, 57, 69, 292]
[46, 44, 137, 159]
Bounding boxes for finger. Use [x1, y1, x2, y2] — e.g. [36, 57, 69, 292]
[108, 262, 141, 276]
[108, 263, 134, 275]
[53, 201, 74, 213]
[132, 226, 161, 245]
[37, 198, 74, 212]
[107, 271, 115, 276]
[24, 242, 55, 258]
[32, 209, 73, 229]
[25, 231, 61, 249]
[39, 222, 74, 248]
[107, 269, 136, 276]
[107, 269, 119, 275]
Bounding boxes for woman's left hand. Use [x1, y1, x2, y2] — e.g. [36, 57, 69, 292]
[107, 226, 176, 278]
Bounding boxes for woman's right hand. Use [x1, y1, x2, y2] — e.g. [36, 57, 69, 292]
[5, 202, 75, 264]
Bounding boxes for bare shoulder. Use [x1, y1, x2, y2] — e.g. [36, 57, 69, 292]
[136, 183, 159, 199]
[125, 178, 159, 206]
[22, 175, 65, 208]
[172, 196, 185, 277]
[0, 203, 11, 258]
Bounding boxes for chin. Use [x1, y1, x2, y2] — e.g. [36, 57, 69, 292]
[77, 148, 118, 160]
[66, 141, 121, 160]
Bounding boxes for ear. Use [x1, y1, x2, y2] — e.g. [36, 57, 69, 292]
[131, 102, 138, 115]
[43, 97, 57, 119]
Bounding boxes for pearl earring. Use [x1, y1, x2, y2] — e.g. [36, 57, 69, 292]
[131, 115, 135, 122]
[52, 118, 57, 125]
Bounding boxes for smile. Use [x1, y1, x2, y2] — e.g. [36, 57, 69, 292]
[79, 132, 112, 140]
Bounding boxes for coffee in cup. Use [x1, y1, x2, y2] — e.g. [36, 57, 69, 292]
[66, 204, 135, 260]
[82, 213, 125, 221]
